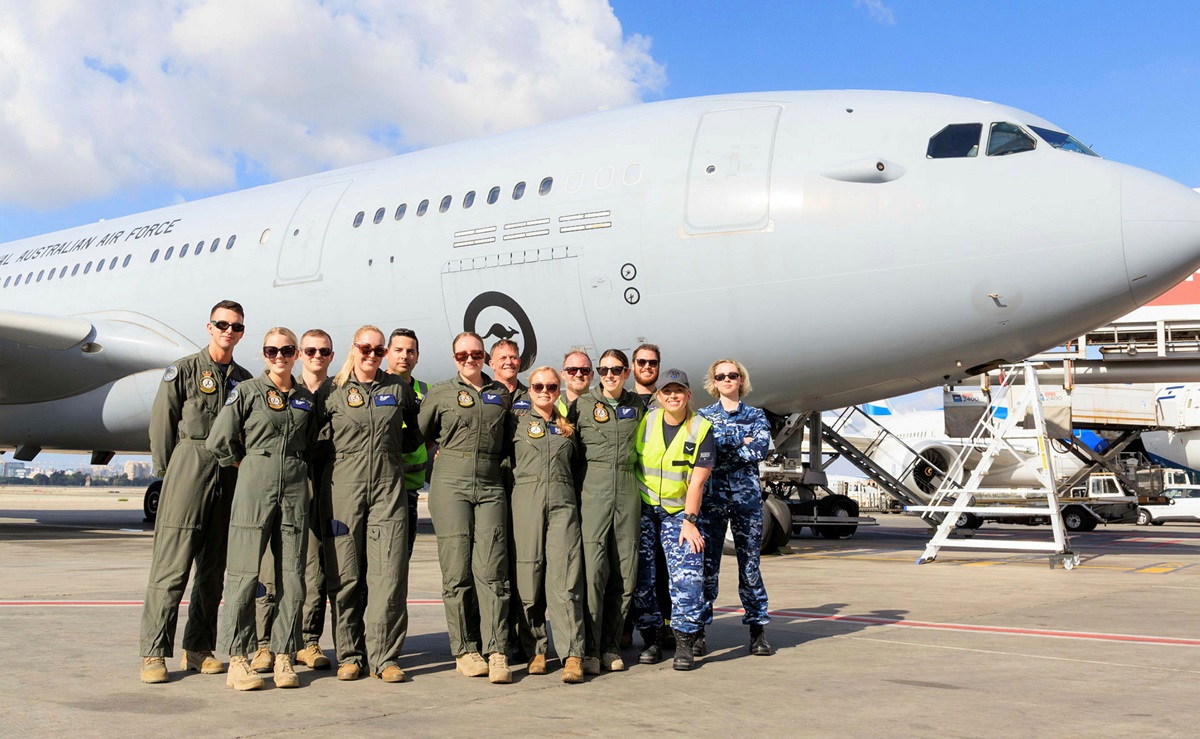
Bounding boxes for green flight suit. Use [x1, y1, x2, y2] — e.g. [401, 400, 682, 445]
[403, 377, 430, 558]
[140, 349, 251, 658]
[504, 382, 530, 652]
[319, 372, 421, 672]
[509, 410, 586, 660]
[207, 373, 316, 657]
[417, 375, 512, 658]
[571, 387, 646, 658]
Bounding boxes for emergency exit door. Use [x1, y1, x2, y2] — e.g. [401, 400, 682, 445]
[685, 105, 781, 234]
[275, 180, 351, 285]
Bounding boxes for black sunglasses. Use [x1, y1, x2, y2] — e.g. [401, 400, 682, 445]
[635, 358, 659, 368]
[597, 366, 626, 376]
[563, 366, 593, 376]
[263, 345, 297, 359]
[355, 343, 387, 357]
[714, 372, 741, 382]
[530, 382, 560, 393]
[212, 320, 246, 333]
[303, 347, 332, 357]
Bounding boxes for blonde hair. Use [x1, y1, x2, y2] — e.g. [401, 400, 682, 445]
[530, 366, 574, 437]
[263, 326, 299, 346]
[704, 358, 752, 398]
[333, 325, 384, 387]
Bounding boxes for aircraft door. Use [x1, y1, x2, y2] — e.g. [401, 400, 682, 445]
[275, 180, 352, 285]
[441, 247, 594, 372]
[685, 105, 781, 234]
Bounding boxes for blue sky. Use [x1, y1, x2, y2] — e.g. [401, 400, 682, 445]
[3, 0, 1198, 469]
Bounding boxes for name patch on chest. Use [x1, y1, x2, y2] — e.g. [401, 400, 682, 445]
[549, 425, 562, 435]
[290, 397, 312, 411]
[374, 393, 397, 407]
[482, 392, 503, 405]
[617, 406, 636, 419]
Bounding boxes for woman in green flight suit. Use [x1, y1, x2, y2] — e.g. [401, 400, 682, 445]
[319, 325, 421, 683]
[571, 348, 646, 673]
[418, 331, 514, 684]
[208, 327, 317, 691]
[509, 367, 586, 684]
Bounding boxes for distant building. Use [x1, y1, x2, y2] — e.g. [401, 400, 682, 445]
[1, 461, 28, 478]
[124, 461, 152, 480]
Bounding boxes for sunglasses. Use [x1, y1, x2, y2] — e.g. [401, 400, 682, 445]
[563, 366, 593, 376]
[597, 366, 626, 376]
[263, 345, 297, 359]
[635, 358, 659, 368]
[454, 350, 486, 362]
[530, 382, 560, 393]
[355, 343, 388, 357]
[212, 320, 246, 333]
[303, 347, 332, 357]
[714, 372, 741, 382]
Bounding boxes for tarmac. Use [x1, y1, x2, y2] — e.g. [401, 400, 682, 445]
[1, 485, 1198, 738]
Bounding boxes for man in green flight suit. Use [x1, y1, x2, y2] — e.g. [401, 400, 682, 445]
[139, 300, 253, 683]
[386, 327, 429, 558]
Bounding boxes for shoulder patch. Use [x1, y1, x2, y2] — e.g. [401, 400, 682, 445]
[162, 365, 178, 383]
[224, 388, 239, 406]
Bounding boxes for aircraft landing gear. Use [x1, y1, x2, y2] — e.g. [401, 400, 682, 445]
[143, 480, 162, 525]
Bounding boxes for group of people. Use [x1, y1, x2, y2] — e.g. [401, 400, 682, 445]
[138, 299, 775, 691]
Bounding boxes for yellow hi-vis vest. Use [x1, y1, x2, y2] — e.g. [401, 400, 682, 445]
[403, 378, 430, 491]
[634, 409, 713, 514]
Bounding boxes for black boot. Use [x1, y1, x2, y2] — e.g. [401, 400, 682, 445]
[638, 629, 661, 665]
[749, 624, 772, 656]
[660, 624, 676, 651]
[692, 626, 707, 657]
[672, 630, 695, 671]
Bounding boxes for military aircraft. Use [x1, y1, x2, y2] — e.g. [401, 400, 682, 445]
[3, 90, 1200, 503]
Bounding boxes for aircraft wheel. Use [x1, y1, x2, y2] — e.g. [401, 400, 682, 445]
[761, 495, 793, 553]
[143, 480, 163, 525]
[817, 494, 859, 539]
[1135, 508, 1152, 526]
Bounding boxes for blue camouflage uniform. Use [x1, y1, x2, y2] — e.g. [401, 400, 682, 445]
[697, 401, 772, 626]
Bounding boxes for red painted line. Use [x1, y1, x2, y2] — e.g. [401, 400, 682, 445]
[714, 606, 1200, 647]
[0, 599, 446, 607]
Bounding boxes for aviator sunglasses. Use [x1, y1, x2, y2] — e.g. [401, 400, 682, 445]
[303, 347, 332, 357]
[596, 366, 626, 376]
[212, 320, 246, 333]
[454, 350, 486, 362]
[714, 372, 741, 382]
[563, 366, 593, 376]
[530, 382, 560, 393]
[263, 345, 297, 359]
[355, 343, 388, 357]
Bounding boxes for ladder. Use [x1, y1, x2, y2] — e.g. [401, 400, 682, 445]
[911, 363, 1079, 569]
[820, 408, 938, 510]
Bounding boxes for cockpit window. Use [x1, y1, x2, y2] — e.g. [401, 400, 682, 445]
[927, 123, 981, 159]
[1029, 126, 1099, 157]
[987, 122, 1037, 157]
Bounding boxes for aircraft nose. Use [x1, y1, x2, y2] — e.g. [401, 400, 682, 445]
[1122, 167, 1200, 305]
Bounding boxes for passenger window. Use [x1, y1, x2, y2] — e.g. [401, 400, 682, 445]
[513, 181, 526, 200]
[83, 262, 92, 274]
[374, 207, 385, 224]
[123, 255, 131, 268]
[72, 263, 80, 275]
[439, 195, 452, 213]
[927, 123, 982, 158]
[539, 177, 552, 196]
[46, 269, 54, 281]
[165, 246, 175, 260]
[987, 122, 1036, 156]
[179, 243, 189, 258]
[417, 199, 429, 216]
[150, 249, 159, 263]
[395, 203, 407, 221]
[488, 186, 500, 205]
[96, 259, 105, 272]
[2, 276, 8, 288]
[210, 238, 220, 252]
[353, 211, 365, 228]
[463, 191, 475, 209]
[109, 256, 118, 270]
[227, 235, 236, 250]
[13, 274, 21, 286]
[37, 270, 45, 282]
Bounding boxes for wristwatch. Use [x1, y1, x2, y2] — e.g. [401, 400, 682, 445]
[683, 512, 699, 525]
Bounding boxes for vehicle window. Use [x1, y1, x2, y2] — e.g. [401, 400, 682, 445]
[353, 211, 364, 228]
[987, 122, 1037, 157]
[539, 177, 553, 196]
[513, 181, 526, 200]
[374, 207, 385, 224]
[395, 203, 407, 221]
[1029, 126, 1099, 157]
[463, 191, 475, 209]
[439, 195, 452, 213]
[417, 199, 429, 216]
[927, 123, 981, 159]
[487, 186, 500, 205]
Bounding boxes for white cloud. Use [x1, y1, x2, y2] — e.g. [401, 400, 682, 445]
[0, 0, 665, 208]
[854, 0, 896, 25]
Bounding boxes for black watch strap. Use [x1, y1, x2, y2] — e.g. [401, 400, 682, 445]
[683, 512, 699, 524]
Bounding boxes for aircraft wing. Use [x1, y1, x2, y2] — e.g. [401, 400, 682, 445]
[0, 309, 197, 404]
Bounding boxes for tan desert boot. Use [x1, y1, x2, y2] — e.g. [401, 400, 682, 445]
[562, 656, 584, 684]
[274, 653, 299, 688]
[373, 665, 406, 683]
[181, 650, 224, 674]
[455, 652, 488, 677]
[488, 653, 511, 684]
[527, 654, 547, 675]
[337, 662, 362, 681]
[250, 647, 274, 673]
[296, 643, 331, 669]
[226, 655, 265, 691]
[140, 656, 168, 684]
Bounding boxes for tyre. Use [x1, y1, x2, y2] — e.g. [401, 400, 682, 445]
[955, 512, 984, 530]
[761, 495, 793, 553]
[143, 479, 163, 524]
[817, 494, 859, 539]
[1061, 505, 1096, 533]
[1136, 508, 1152, 526]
